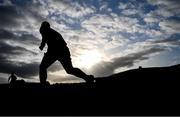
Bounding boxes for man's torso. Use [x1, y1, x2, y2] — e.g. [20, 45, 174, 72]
[44, 28, 67, 53]
[42, 28, 71, 57]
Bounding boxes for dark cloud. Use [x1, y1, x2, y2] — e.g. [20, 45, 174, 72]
[14, 33, 40, 46]
[0, 3, 42, 79]
[151, 34, 180, 46]
[152, 39, 180, 46]
[0, 60, 39, 78]
[0, 28, 39, 46]
[147, 0, 180, 17]
[0, 28, 16, 39]
[0, 41, 39, 78]
[91, 47, 166, 76]
[0, 41, 32, 57]
[0, 5, 23, 28]
[0, 1, 46, 32]
[0, 28, 40, 58]
[0, 26, 40, 79]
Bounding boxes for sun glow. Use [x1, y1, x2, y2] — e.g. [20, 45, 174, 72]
[77, 50, 102, 69]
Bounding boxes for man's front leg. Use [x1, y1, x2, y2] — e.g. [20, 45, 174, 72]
[39, 65, 47, 84]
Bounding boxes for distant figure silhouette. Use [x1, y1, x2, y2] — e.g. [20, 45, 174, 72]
[8, 72, 17, 84]
[39, 21, 94, 84]
[139, 66, 142, 69]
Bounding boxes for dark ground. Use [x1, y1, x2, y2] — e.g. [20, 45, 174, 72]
[0, 64, 179, 116]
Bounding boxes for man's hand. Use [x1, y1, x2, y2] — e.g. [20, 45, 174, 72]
[39, 45, 44, 51]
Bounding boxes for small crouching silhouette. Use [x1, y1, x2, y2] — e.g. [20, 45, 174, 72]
[8, 72, 25, 85]
[39, 21, 94, 84]
[8, 72, 17, 84]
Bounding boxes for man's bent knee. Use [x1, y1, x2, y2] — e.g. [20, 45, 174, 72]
[66, 68, 75, 75]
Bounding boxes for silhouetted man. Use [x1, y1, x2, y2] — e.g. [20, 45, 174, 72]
[8, 72, 17, 84]
[39, 21, 94, 84]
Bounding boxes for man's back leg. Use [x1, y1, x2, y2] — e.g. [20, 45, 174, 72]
[59, 55, 94, 83]
[65, 67, 94, 83]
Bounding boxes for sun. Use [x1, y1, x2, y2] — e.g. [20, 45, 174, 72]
[77, 50, 102, 69]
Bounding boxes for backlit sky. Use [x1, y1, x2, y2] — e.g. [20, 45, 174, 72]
[0, 0, 180, 83]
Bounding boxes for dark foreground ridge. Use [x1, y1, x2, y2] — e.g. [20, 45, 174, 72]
[0, 64, 180, 116]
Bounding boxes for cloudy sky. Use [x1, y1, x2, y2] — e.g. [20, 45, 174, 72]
[0, 0, 180, 84]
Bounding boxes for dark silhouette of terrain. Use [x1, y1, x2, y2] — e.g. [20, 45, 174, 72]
[96, 64, 180, 83]
[0, 64, 179, 116]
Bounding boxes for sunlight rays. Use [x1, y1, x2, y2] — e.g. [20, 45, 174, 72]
[75, 50, 102, 69]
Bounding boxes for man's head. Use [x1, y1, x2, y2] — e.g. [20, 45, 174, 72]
[40, 21, 50, 34]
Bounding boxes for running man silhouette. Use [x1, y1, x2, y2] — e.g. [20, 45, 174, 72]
[39, 21, 94, 84]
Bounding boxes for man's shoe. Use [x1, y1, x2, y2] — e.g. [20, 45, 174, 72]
[40, 81, 50, 86]
[84, 75, 95, 83]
